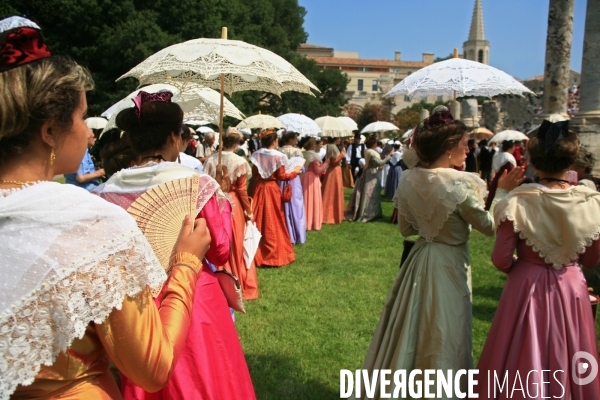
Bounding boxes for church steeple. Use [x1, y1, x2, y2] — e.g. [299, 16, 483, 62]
[468, 0, 486, 41]
[463, 0, 490, 64]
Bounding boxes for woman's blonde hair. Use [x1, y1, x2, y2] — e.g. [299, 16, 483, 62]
[0, 56, 94, 162]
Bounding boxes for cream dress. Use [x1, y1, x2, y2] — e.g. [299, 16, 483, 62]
[359, 167, 503, 399]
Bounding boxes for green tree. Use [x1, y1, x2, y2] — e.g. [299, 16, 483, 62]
[355, 103, 391, 132]
[2, 0, 348, 119]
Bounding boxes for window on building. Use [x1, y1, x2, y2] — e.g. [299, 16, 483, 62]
[358, 67, 364, 72]
[421, 96, 428, 102]
[407, 71, 412, 75]
[394, 68, 399, 73]
[372, 80, 378, 92]
[357, 79, 363, 91]
[478, 50, 484, 63]
[437, 95, 444, 102]
[404, 95, 411, 102]
[365, 67, 371, 72]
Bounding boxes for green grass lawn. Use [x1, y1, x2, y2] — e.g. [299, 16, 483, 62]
[235, 188, 600, 400]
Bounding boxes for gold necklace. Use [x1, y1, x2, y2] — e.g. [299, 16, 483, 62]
[0, 179, 43, 186]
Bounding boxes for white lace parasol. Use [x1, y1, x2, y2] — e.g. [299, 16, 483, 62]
[385, 58, 534, 99]
[117, 38, 319, 97]
[361, 121, 399, 133]
[315, 116, 353, 138]
[337, 116, 358, 131]
[237, 114, 285, 130]
[277, 113, 321, 137]
[100, 83, 245, 133]
[488, 130, 529, 144]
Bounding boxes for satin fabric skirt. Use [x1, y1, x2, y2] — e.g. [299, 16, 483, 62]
[476, 260, 600, 399]
[279, 176, 307, 244]
[223, 190, 259, 300]
[345, 168, 383, 222]
[321, 165, 345, 224]
[359, 238, 473, 399]
[301, 169, 324, 231]
[121, 268, 256, 400]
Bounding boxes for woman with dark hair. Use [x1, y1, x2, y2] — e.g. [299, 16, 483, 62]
[278, 131, 307, 244]
[250, 129, 303, 267]
[358, 110, 523, 398]
[477, 120, 600, 399]
[179, 125, 204, 173]
[345, 136, 392, 222]
[0, 17, 211, 398]
[205, 127, 259, 300]
[321, 137, 347, 224]
[485, 139, 517, 210]
[301, 137, 329, 231]
[95, 94, 256, 400]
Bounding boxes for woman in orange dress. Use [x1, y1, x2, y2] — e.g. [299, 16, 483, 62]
[205, 128, 259, 300]
[250, 129, 303, 267]
[321, 137, 347, 224]
[301, 138, 329, 231]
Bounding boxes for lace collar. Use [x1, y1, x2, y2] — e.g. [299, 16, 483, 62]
[393, 167, 487, 241]
[494, 184, 600, 269]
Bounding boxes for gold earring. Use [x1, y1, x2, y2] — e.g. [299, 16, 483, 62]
[448, 154, 452, 159]
[50, 147, 56, 166]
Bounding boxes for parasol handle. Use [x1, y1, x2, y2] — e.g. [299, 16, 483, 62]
[453, 48, 458, 118]
[218, 27, 227, 167]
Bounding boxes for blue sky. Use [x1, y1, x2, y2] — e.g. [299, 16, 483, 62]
[298, 0, 587, 80]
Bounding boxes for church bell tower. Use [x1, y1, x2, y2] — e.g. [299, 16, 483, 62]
[463, 0, 490, 64]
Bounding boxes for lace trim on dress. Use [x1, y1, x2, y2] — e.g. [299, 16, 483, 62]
[394, 168, 487, 241]
[493, 185, 600, 269]
[204, 152, 251, 183]
[0, 230, 165, 399]
[250, 149, 304, 178]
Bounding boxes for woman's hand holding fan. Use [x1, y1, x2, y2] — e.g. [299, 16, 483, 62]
[174, 216, 211, 260]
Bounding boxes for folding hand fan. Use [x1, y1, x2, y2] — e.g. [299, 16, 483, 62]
[127, 176, 200, 274]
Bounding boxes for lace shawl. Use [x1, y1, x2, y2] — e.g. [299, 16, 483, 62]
[0, 182, 165, 399]
[302, 150, 322, 165]
[279, 145, 303, 160]
[493, 184, 600, 269]
[204, 151, 251, 183]
[249, 148, 305, 179]
[393, 167, 488, 241]
[325, 144, 340, 160]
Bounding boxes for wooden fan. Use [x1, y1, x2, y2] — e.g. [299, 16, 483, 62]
[127, 176, 200, 274]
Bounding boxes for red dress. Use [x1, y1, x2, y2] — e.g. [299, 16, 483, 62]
[223, 174, 259, 300]
[252, 165, 298, 267]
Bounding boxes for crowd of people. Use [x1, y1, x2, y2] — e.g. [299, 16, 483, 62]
[2, 16, 600, 400]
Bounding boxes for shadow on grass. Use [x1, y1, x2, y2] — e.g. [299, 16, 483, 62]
[246, 353, 339, 400]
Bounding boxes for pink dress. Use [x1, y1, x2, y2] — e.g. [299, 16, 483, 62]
[301, 158, 328, 231]
[97, 178, 256, 400]
[476, 219, 600, 399]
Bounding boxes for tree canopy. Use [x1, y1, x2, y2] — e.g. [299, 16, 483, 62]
[1, 0, 348, 118]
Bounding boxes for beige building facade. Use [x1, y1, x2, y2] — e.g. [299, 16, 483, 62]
[297, 44, 446, 113]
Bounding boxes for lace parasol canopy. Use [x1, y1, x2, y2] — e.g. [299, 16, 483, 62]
[385, 58, 534, 99]
[117, 38, 319, 97]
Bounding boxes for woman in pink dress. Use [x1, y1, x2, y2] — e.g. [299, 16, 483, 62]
[477, 120, 600, 399]
[301, 137, 328, 231]
[95, 94, 256, 400]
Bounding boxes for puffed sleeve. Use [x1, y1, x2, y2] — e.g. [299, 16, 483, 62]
[456, 187, 509, 236]
[95, 264, 198, 393]
[491, 220, 518, 273]
[312, 159, 328, 175]
[399, 214, 419, 237]
[199, 195, 232, 266]
[274, 165, 298, 181]
[579, 239, 600, 268]
[329, 154, 345, 167]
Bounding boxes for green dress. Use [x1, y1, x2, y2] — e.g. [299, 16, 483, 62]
[359, 167, 501, 400]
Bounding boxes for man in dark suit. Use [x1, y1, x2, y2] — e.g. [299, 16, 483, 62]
[346, 133, 366, 180]
[478, 139, 495, 187]
[247, 134, 259, 154]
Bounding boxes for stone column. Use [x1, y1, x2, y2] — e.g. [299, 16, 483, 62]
[461, 99, 480, 129]
[539, 0, 575, 119]
[572, 0, 600, 174]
